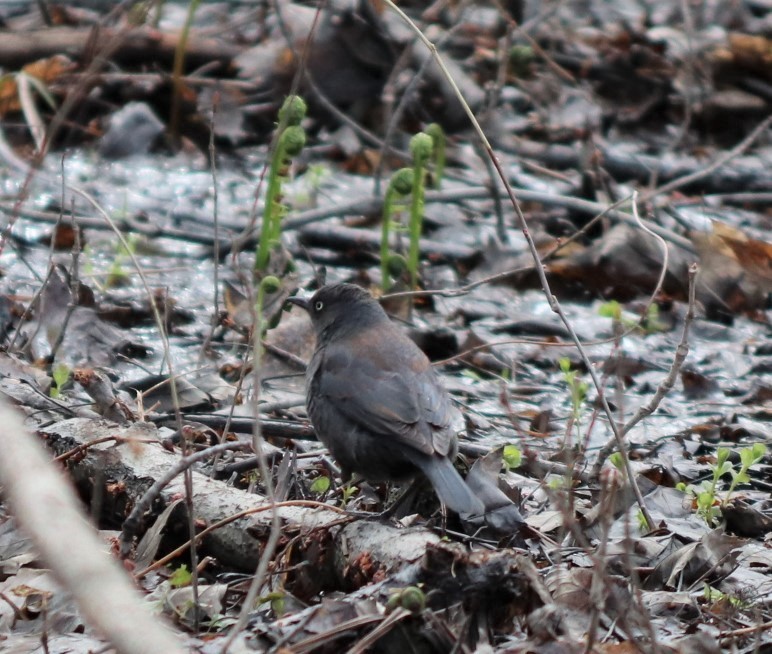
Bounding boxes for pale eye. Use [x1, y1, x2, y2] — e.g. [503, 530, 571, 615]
[314, 301, 324, 311]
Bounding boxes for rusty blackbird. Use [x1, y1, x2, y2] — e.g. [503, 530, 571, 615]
[287, 283, 485, 516]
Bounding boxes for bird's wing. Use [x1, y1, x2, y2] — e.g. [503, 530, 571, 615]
[315, 338, 456, 456]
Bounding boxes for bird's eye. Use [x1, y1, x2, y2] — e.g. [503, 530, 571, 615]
[314, 301, 324, 311]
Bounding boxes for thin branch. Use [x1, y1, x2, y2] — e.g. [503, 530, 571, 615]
[0, 399, 185, 654]
[591, 263, 697, 477]
[382, 0, 656, 528]
[640, 115, 772, 203]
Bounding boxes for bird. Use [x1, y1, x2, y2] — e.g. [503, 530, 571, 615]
[287, 283, 486, 516]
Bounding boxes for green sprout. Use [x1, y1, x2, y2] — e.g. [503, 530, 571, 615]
[341, 481, 359, 505]
[598, 300, 666, 334]
[723, 443, 766, 500]
[255, 95, 307, 272]
[381, 167, 413, 292]
[380, 128, 444, 292]
[106, 233, 140, 288]
[407, 132, 432, 291]
[509, 45, 535, 78]
[255, 276, 281, 345]
[386, 586, 426, 614]
[310, 475, 331, 494]
[679, 444, 767, 526]
[502, 444, 522, 470]
[50, 363, 70, 399]
[258, 590, 287, 616]
[703, 584, 747, 608]
[608, 452, 623, 471]
[559, 357, 588, 424]
[169, 564, 192, 588]
[636, 509, 648, 532]
[425, 123, 446, 189]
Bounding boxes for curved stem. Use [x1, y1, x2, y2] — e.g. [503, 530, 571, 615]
[381, 186, 396, 292]
[408, 156, 426, 290]
[256, 144, 286, 271]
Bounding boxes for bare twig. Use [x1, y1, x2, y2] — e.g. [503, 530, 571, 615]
[640, 115, 772, 203]
[120, 440, 254, 558]
[0, 399, 185, 654]
[136, 500, 350, 580]
[382, 0, 655, 528]
[221, 3, 329, 650]
[592, 263, 697, 478]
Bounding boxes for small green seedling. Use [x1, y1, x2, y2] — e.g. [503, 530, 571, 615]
[636, 509, 648, 532]
[386, 586, 426, 614]
[50, 363, 70, 399]
[106, 233, 140, 288]
[678, 443, 767, 526]
[723, 443, 766, 503]
[169, 564, 192, 588]
[255, 95, 307, 272]
[509, 45, 535, 77]
[598, 300, 666, 334]
[341, 482, 359, 505]
[255, 275, 281, 345]
[381, 167, 413, 292]
[503, 444, 522, 470]
[559, 358, 588, 424]
[380, 127, 445, 291]
[407, 132, 432, 291]
[258, 590, 286, 616]
[703, 584, 746, 608]
[425, 123, 446, 189]
[547, 476, 567, 490]
[310, 475, 331, 494]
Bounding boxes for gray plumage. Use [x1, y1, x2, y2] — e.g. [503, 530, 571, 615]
[288, 283, 484, 516]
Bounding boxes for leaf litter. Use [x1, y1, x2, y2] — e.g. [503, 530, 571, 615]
[0, 0, 770, 652]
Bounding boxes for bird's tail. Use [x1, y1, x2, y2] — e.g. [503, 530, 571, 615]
[411, 453, 485, 516]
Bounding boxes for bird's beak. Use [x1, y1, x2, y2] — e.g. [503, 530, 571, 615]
[286, 295, 310, 311]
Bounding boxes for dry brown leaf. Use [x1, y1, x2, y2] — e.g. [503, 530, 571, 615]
[0, 54, 74, 116]
[728, 33, 772, 78]
[711, 220, 772, 288]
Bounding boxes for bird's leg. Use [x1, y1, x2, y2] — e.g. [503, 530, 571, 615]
[336, 475, 382, 516]
[336, 478, 421, 520]
[378, 480, 421, 519]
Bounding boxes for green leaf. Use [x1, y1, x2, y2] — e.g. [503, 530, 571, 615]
[269, 592, 285, 616]
[718, 462, 734, 476]
[731, 470, 750, 484]
[169, 565, 192, 587]
[598, 300, 622, 319]
[697, 492, 714, 511]
[310, 476, 330, 494]
[50, 363, 71, 398]
[461, 369, 482, 381]
[53, 363, 70, 387]
[608, 452, 624, 471]
[502, 445, 521, 470]
[636, 509, 648, 531]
